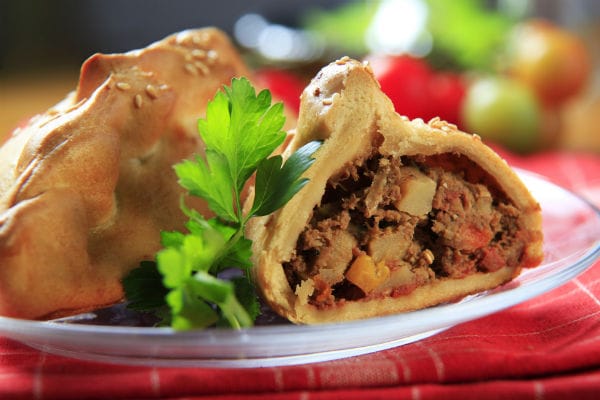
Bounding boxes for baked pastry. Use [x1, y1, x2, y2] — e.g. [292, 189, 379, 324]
[247, 58, 544, 324]
[0, 28, 251, 319]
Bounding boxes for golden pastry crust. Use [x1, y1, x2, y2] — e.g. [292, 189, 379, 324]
[0, 28, 250, 319]
[247, 58, 543, 324]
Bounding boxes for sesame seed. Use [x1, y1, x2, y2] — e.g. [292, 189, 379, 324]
[194, 61, 210, 75]
[116, 82, 131, 91]
[206, 50, 218, 65]
[145, 84, 158, 99]
[322, 98, 333, 105]
[191, 49, 207, 59]
[134, 94, 143, 108]
[336, 56, 351, 65]
[175, 32, 188, 45]
[192, 34, 208, 46]
[184, 63, 198, 75]
[429, 117, 458, 132]
[423, 249, 435, 265]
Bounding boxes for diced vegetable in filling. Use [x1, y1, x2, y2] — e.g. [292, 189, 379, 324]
[282, 152, 526, 308]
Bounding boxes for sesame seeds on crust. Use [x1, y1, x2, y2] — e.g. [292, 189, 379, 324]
[428, 116, 458, 133]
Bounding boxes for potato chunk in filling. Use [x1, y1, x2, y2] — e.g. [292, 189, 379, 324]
[282, 153, 525, 308]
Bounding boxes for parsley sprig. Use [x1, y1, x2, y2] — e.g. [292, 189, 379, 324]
[123, 77, 320, 330]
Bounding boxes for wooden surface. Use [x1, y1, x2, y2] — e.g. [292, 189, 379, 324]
[0, 70, 79, 139]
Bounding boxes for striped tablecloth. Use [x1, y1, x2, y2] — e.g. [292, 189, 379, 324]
[1, 150, 599, 400]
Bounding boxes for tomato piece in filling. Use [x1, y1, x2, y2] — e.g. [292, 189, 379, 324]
[282, 153, 525, 308]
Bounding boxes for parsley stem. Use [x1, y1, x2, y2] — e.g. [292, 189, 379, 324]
[208, 221, 246, 274]
[124, 78, 308, 330]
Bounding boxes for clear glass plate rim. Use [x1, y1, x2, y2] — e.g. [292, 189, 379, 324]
[0, 168, 598, 356]
[3, 242, 596, 339]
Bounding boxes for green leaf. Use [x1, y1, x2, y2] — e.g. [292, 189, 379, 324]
[157, 243, 224, 330]
[160, 231, 185, 249]
[190, 271, 253, 329]
[166, 287, 218, 330]
[232, 276, 261, 321]
[251, 140, 321, 217]
[155, 219, 254, 330]
[175, 152, 237, 222]
[156, 247, 190, 289]
[197, 77, 287, 195]
[189, 217, 250, 273]
[226, 236, 253, 269]
[215, 235, 253, 272]
[189, 270, 232, 303]
[122, 261, 168, 311]
[181, 234, 219, 273]
[123, 79, 322, 331]
[197, 91, 231, 155]
[204, 217, 238, 241]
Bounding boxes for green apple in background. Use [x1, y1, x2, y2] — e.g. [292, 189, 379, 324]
[462, 76, 541, 153]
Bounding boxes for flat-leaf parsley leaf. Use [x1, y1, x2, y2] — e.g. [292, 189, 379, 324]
[123, 77, 320, 330]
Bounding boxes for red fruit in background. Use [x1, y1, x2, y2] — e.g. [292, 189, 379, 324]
[257, 56, 467, 125]
[254, 69, 306, 115]
[367, 54, 433, 120]
[367, 54, 466, 126]
[428, 72, 466, 126]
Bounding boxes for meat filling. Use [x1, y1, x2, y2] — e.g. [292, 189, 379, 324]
[283, 152, 526, 308]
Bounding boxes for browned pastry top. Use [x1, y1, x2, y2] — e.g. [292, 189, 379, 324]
[247, 58, 543, 324]
[0, 28, 250, 319]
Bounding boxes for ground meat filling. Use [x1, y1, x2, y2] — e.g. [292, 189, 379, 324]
[282, 152, 525, 308]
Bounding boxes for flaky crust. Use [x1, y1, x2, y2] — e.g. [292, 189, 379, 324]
[0, 28, 250, 319]
[247, 58, 543, 324]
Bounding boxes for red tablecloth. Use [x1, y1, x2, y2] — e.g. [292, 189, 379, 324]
[1, 150, 599, 400]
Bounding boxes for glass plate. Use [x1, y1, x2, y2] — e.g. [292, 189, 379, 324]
[0, 170, 598, 368]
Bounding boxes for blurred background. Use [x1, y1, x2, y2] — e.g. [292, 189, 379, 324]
[1, 0, 599, 153]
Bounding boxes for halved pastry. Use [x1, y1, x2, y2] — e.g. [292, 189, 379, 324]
[247, 58, 543, 324]
[0, 28, 251, 319]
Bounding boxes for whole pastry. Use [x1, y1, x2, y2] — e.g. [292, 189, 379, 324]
[0, 28, 250, 319]
[246, 58, 544, 324]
